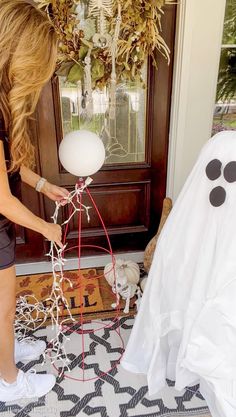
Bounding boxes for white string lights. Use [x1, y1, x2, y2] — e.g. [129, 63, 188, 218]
[15, 179, 93, 374]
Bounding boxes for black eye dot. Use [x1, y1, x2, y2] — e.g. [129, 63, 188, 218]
[209, 186, 226, 207]
[223, 161, 236, 183]
[205, 159, 222, 180]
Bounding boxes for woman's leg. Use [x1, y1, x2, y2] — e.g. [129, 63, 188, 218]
[0, 266, 56, 402]
[0, 265, 18, 383]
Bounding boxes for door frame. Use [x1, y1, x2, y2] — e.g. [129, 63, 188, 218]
[16, 3, 177, 273]
[167, 0, 226, 201]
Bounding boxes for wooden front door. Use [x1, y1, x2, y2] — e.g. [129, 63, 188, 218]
[16, 5, 176, 263]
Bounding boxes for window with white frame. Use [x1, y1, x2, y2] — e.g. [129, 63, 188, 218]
[213, 0, 236, 134]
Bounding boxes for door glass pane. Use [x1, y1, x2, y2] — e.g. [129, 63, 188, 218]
[59, 74, 147, 165]
[212, 0, 236, 135]
[58, 0, 147, 165]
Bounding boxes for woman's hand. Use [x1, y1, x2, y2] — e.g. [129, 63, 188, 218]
[42, 222, 63, 249]
[41, 181, 69, 205]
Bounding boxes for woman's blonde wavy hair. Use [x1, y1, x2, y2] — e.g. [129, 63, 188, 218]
[0, 0, 58, 172]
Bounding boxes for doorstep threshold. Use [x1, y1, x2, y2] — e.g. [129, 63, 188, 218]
[15, 251, 144, 276]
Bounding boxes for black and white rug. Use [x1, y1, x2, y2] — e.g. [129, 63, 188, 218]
[0, 317, 210, 417]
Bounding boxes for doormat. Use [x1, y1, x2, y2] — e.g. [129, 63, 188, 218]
[16, 269, 138, 322]
[16, 269, 104, 318]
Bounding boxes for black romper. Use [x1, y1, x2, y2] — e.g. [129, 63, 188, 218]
[0, 115, 21, 269]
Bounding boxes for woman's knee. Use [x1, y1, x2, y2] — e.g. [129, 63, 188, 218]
[0, 265, 16, 322]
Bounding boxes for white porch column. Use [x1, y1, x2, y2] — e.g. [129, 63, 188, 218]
[167, 0, 227, 201]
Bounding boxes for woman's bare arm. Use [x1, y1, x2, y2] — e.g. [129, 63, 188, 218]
[20, 164, 69, 203]
[20, 164, 41, 189]
[0, 143, 63, 247]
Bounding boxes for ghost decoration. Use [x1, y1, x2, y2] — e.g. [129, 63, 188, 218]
[121, 131, 236, 417]
[59, 130, 106, 177]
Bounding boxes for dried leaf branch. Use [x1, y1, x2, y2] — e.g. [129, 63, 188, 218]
[36, 0, 175, 87]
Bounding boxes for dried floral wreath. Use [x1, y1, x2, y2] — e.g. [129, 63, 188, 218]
[35, 0, 174, 89]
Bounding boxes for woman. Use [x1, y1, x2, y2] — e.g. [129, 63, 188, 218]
[0, 0, 69, 401]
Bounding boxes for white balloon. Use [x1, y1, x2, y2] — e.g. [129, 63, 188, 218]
[59, 130, 106, 177]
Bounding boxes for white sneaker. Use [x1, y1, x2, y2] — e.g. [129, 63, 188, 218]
[15, 338, 46, 363]
[0, 369, 56, 401]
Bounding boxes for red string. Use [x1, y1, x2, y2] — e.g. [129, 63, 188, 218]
[77, 179, 86, 381]
[55, 179, 124, 382]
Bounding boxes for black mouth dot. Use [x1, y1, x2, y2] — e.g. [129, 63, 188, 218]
[205, 159, 222, 181]
[209, 186, 226, 207]
[223, 161, 236, 183]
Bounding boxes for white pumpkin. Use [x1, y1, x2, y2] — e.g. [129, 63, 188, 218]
[104, 258, 140, 286]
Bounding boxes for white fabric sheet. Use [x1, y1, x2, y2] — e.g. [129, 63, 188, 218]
[121, 131, 236, 417]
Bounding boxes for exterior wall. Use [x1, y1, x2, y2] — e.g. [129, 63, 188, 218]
[167, 0, 227, 201]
